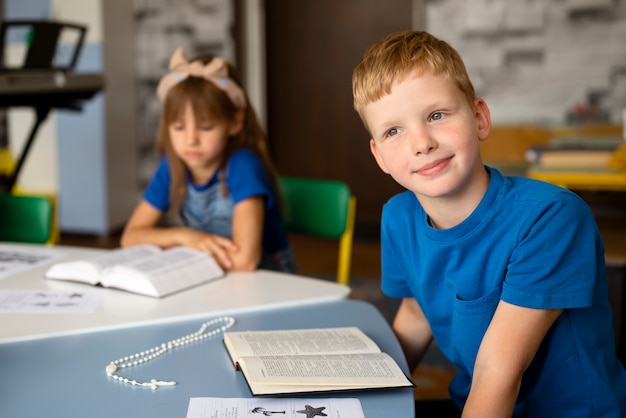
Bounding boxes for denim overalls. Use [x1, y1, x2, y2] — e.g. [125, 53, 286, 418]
[181, 178, 296, 273]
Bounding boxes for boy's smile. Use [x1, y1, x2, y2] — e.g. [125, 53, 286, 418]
[364, 70, 491, 224]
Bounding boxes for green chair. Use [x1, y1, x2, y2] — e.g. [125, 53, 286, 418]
[0, 193, 53, 244]
[279, 176, 357, 286]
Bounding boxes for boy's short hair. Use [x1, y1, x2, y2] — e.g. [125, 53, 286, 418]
[352, 30, 476, 122]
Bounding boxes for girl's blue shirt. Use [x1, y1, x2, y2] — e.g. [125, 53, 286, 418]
[143, 149, 293, 271]
[381, 166, 626, 417]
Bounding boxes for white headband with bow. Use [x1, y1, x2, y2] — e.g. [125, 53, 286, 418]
[156, 47, 247, 109]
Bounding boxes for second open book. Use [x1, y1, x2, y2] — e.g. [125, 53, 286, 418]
[44, 245, 224, 297]
[223, 326, 413, 395]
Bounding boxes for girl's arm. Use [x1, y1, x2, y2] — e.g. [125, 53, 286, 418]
[120, 200, 238, 269]
[462, 301, 562, 418]
[393, 297, 434, 372]
[229, 196, 264, 271]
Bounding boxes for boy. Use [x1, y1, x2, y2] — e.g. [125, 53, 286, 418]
[352, 30, 626, 417]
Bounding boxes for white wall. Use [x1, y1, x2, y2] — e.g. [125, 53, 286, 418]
[426, 0, 626, 126]
[4, 0, 139, 235]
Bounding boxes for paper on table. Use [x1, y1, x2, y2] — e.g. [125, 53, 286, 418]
[186, 397, 364, 418]
[0, 288, 109, 313]
[0, 244, 66, 280]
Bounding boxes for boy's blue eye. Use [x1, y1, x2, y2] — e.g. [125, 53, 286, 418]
[387, 128, 398, 137]
[431, 112, 443, 121]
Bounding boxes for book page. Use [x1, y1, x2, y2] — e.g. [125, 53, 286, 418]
[224, 327, 381, 361]
[89, 245, 161, 269]
[112, 246, 206, 275]
[186, 397, 364, 418]
[44, 245, 161, 285]
[240, 353, 412, 387]
[102, 247, 224, 297]
[146, 252, 223, 297]
[45, 260, 103, 285]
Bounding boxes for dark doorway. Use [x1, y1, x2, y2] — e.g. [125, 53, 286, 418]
[265, 0, 414, 236]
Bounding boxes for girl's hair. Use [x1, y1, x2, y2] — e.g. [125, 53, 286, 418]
[156, 53, 279, 217]
[352, 30, 476, 127]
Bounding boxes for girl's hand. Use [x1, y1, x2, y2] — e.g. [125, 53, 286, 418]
[180, 228, 239, 270]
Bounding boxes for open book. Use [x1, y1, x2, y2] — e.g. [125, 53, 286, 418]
[223, 326, 413, 395]
[44, 245, 224, 298]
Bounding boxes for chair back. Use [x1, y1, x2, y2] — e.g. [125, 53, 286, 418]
[279, 177, 351, 238]
[279, 176, 356, 285]
[0, 193, 52, 243]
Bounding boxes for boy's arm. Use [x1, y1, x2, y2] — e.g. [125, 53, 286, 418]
[392, 297, 434, 371]
[462, 300, 562, 418]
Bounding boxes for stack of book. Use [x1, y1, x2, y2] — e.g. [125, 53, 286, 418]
[525, 136, 626, 170]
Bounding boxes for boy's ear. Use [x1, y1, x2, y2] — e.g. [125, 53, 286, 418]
[474, 98, 491, 141]
[229, 109, 245, 136]
[370, 139, 390, 174]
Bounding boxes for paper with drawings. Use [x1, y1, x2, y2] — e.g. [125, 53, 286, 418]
[186, 397, 364, 418]
[0, 244, 65, 280]
[0, 288, 109, 313]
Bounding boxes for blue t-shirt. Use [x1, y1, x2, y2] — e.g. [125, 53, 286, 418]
[143, 149, 290, 258]
[381, 166, 626, 417]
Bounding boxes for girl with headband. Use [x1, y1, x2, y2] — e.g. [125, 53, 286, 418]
[121, 48, 296, 273]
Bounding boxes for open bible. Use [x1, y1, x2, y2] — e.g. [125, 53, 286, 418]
[223, 326, 413, 395]
[44, 245, 224, 297]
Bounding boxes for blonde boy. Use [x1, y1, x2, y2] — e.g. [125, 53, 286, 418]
[353, 30, 626, 417]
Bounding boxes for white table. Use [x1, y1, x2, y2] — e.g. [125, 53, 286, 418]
[0, 243, 350, 343]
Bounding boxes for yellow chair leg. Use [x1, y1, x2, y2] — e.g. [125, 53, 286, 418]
[0, 147, 14, 175]
[337, 196, 357, 286]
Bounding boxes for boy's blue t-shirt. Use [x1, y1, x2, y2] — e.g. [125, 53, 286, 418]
[381, 166, 626, 417]
[143, 149, 290, 255]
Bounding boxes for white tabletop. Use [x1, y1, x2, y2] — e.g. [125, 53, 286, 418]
[0, 243, 350, 343]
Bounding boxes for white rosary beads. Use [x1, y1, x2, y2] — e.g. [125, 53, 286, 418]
[105, 316, 236, 389]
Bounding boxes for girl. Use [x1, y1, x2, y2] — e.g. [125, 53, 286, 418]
[121, 47, 295, 273]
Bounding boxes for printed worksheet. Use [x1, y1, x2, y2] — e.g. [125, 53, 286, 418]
[186, 397, 364, 418]
[0, 288, 109, 313]
[0, 244, 66, 280]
